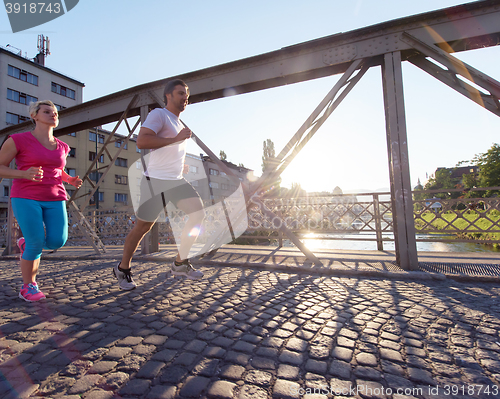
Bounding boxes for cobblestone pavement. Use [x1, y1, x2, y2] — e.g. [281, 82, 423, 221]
[1, 258, 500, 399]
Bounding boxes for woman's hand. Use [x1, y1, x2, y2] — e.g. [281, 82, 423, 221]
[25, 166, 43, 182]
[68, 175, 82, 188]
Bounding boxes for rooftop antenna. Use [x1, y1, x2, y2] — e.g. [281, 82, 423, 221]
[34, 34, 50, 66]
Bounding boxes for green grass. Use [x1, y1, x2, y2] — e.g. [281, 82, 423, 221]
[414, 210, 500, 240]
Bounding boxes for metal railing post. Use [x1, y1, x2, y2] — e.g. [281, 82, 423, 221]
[373, 194, 383, 251]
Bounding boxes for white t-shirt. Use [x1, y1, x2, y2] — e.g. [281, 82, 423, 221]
[141, 108, 186, 180]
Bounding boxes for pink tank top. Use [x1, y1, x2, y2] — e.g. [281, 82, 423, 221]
[10, 131, 70, 201]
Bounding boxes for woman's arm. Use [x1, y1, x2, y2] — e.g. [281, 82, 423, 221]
[62, 170, 82, 188]
[0, 138, 42, 181]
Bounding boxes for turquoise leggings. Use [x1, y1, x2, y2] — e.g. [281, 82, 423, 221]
[11, 198, 68, 261]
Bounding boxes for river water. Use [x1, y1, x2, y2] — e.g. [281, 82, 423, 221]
[283, 233, 500, 253]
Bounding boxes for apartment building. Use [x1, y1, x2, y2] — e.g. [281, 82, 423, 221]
[189, 155, 253, 202]
[60, 128, 142, 210]
[0, 43, 85, 216]
[0, 46, 84, 125]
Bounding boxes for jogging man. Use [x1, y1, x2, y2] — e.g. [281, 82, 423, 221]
[113, 79, 205, 290]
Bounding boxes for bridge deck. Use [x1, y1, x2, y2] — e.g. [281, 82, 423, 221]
[4, 244, 499, 281]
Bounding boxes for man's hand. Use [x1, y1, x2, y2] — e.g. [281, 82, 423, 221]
[176, 127, 192, 142]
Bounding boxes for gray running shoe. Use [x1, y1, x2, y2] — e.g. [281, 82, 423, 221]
[113, 262, 137, 290]
[171, 260, 203, 280]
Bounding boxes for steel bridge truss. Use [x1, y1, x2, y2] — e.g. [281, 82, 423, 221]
[1, 0, 499, 269]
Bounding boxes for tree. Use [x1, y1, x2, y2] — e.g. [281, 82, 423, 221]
[261, 139, 276, 172]
[472, 143, 500, 197]
[332, 186, 343, 195]
[219, 150, 227, 161]
[287, 182, 305, 198]
[261, 139, 281, 196]
[424, 168, 456, 198]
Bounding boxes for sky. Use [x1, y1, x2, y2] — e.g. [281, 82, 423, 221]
[1, 0, 498, 194]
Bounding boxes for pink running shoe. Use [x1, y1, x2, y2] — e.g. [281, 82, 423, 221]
[17, 237, 25, 260]
[19, 282, 46, 302]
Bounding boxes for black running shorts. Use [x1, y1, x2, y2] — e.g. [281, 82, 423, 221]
[136, 177, 201, 222]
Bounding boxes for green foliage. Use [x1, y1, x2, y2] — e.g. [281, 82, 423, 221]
[424, 168, 453, 192]
[219, 150, 227, 161]
[461, 172, 478, 197]
[472, 143, 500, 197]
[424, 168, 460, 199]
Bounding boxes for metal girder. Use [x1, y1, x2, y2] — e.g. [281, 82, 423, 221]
[68, 202, 106, 254]
[382, 52, 418, 271]
[1, 1, 499, 139]
[68, 95, 141, 213]
[402, 32, 500, 116]
[254, 59, 371, 194]
[65, 96, 141, 255]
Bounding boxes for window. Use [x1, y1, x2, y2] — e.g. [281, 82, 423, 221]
[3, 186, 9, 197]
[190, 166, 198, 174]
[51, 82, 76, 99]
[209, 182, 219, 189]
[115, 139, 127, 150]
[136, 160, 142, 169]
[66, 168, 76, 177]
[115, 193, 128, 203]
[54, 104, 66, 111]
[90, 192, 104, 204]
[209, 168, 219, 176]
[115, 158, 127, 167]
[191, 180, 199, 187]
[67, 132, 76, 137]
[115, 175, 128, 185]
[7, 89, 37, 105]
[89, 152, 104, 162]
[136, 146, 141, 153]
[89, 132, 105, 143]
[8, 65, 38, 85]
[68, 147, 76, 157]
[89, 171, 103, 181]
[6, 112, 30, 125]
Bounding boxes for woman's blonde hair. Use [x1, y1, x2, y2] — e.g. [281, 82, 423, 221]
[28, 100, 57, 120]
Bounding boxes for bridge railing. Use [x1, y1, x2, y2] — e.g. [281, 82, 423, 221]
[1, 187, 499, 252]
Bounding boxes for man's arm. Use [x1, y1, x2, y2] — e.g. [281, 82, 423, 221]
[136, 126, 192, 150]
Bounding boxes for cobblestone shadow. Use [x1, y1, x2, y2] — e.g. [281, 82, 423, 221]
[1, 259, 500, 398]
